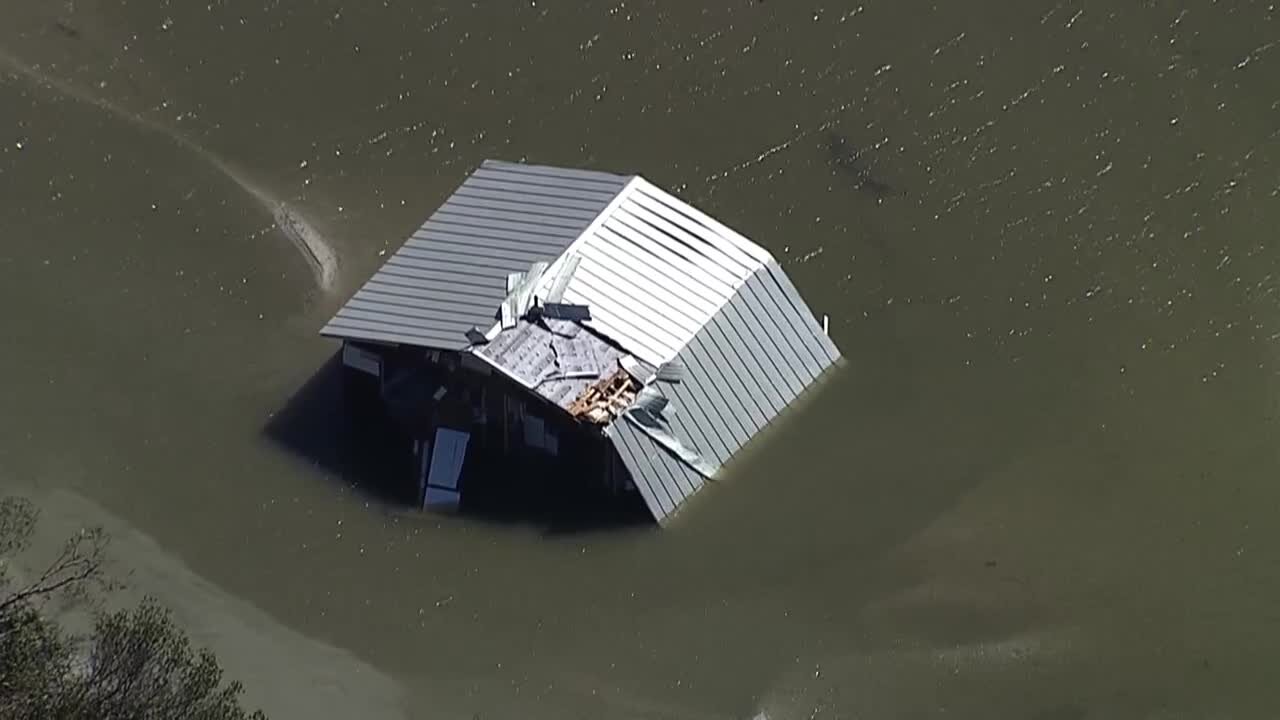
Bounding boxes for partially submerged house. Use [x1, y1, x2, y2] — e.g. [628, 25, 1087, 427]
[320, 160, 841, 524]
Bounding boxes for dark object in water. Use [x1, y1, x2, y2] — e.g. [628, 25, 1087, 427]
[53, 20, 82, 39]
[826, 132, 904, 201]
[827, 132, 867, 170]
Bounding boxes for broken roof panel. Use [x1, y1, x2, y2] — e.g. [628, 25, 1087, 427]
[531, 178, 774, 366]
[610, 417, 706, 524]
[475, 319, 627, 412]
[543, 253, 581, 303]
[549, 335, 599, 377]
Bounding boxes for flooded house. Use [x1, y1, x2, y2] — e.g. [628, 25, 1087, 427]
[320, 160, 841, 524]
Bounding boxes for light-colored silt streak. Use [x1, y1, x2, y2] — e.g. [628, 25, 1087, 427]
[746, 628, 1081, 720]
[0, 46, 338, 291]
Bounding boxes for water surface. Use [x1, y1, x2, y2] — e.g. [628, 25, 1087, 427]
[2, 2, 1278, 718]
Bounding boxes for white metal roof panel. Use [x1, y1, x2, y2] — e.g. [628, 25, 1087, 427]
[533, 178, 773, 365]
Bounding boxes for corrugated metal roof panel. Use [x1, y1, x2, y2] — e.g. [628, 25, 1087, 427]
[656, 365, 736, 466]
[445, 193, 606, 220]
[711, 295, 792, 413]
[357, 278, 495, 307]
[670, 329, 754, 455]
[533, 178, 769, 366]
[734, 271, 814, 390]
[609, 206, 745, 292]
[396, 240, 559, 268]
[765, 261, 843, 364]
[322, 317, 470, 349]
[435, 199, 597, 231]
[627, 187, 767, 276]
[322, 160, 631, 349]
[611, 425, 676, 521]
[610, 420, 705, 524]
[635, 183, 772, 261]
[412, 224, 576, 254]
[461, 176, 621, 205]
[610, 261, 840, 521]
[695, 313, 775, 429]
[453, 184, 618, 213]
[592, 221, 731, 310]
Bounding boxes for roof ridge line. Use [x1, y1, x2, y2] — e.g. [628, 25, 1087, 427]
[473, 177, 640, 343]
[654, 261, 773, 360]
[629, 179, 776, 267]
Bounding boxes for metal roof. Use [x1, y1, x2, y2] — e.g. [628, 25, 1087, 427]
[608, 260, 841, 523]
[320, 160, 631, 348]
[610, 418, 707, 519]
[321, 160, 841, 525]
[530, 178, 774, 366]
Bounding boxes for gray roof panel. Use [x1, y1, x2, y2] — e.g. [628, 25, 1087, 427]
[435, 199, 597, 230]
[388, 253, 539, 281]
[640, 443, 683, 513]
[444, 195, 604, 222]
[610, 262, 841, 521]
[656, 358, 739, 466]
[648, 382, 725, 471]
[766, 262, 842, 364]
[675, 331, 754, 456]
[662, 448, 702, 499]
[698, 313, 774, 430]
[711, 298, 789, 416]
[611, 426, 676, 521]
[323, 316, 472, 349]
[757, 262, 829, 380]
[414, 221, 578, 249]
[359, 278, 496, 306]
[341, 298, 485, 325]
[396, 241, 560, 267]
[376, 260, 510, 290]
[322, 159, 631, 348]
[461, 177, 621, 205]
[610, 420, 706, 524]
[482, 162, 631, 188]
[454, 185, 617, 213]
[734, 270, 815, 389]
[408, 231, 570, 259]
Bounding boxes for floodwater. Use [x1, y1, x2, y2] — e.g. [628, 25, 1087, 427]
[2, 1, 1278, 718]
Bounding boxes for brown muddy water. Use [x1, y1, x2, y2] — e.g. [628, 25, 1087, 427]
[2, 2, 1279, 718]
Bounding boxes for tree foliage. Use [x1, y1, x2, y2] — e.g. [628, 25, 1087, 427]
[0, 497, 266, 720]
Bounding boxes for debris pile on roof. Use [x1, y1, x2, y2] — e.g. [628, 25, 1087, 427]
[499, 261, 549, 329]
[567, 368, 640, 424]
[474, 314, 628, 410]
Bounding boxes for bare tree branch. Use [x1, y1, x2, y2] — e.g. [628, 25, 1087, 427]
[1, 496, 265, 719]
[0, 528, 109, 615]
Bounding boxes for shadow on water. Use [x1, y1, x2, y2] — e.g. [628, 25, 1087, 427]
[459, 464, 653, 537]
[263, 352, 417, 506]
[826, 131, 905, 202]
[263, 352, 652, 535]
[52, 20, 81, 40]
